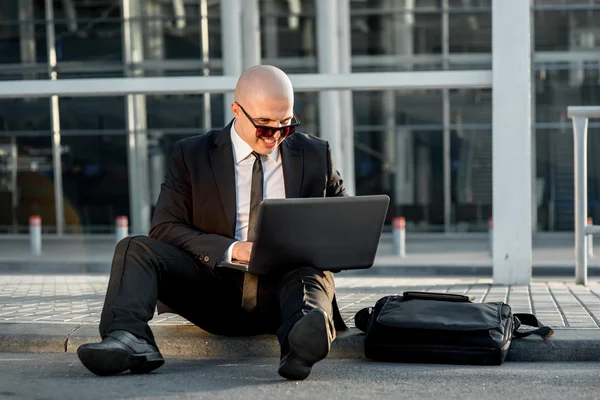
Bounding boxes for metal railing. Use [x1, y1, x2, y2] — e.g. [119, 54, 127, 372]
[569, 105, 600, 285]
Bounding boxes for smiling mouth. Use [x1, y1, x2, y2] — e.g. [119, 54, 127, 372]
[261, 137, 277, 144]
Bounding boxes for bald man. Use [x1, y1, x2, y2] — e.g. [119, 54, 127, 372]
[77, 65, 348, 381]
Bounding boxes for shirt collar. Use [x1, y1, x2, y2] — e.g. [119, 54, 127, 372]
[230, 120, 280, 164]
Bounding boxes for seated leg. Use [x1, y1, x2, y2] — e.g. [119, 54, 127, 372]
[276, 267, 337, 380]
[78, 235, 248, 376]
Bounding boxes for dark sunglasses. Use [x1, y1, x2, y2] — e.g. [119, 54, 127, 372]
[235, 102, 300, 139]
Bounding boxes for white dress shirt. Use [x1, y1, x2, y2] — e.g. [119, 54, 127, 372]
[221, 120, 286, 263]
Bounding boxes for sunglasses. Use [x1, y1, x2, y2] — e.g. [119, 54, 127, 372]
[235, 102, 300, 140]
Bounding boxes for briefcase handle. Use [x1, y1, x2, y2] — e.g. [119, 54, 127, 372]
[402, 291, 475, 303]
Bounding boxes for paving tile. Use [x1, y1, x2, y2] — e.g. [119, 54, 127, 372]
[0, 275, 598, 330]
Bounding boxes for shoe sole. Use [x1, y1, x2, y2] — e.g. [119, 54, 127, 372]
[278, 309, 330, 381]
[77, 347, 164, 376]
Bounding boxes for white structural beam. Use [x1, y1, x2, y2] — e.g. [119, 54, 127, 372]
[0, 71, 490, 98]
[220, 0, 243, 122]
[199, 0, 212, 131]
[122, 0, 151, 235]
[45, 0, 65, 235]
[19, 0, 37, 80]
[338, 0, 355, 195]
[241, 0, 261, 68]
[315, 0, 343, 181]
[492, 0, 533, 285]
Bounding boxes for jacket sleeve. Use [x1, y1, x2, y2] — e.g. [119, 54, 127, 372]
[325, 141, 348, 198]
[149, 141, 234, 268]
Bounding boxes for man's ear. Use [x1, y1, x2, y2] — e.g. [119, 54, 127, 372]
[231, 102, 240, 118]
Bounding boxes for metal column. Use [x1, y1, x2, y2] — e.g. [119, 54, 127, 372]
[61, 0, 78, 33]
[492, 0, 533, 285]
[122, 0, 151, 235]
[573, 116, 589, 285]
[381, 0, 396, 194]
[442, 0, 451, 232]
[144, 1, 165, 76]
[19, 0, 36, 80]
[45, 0, 65, 235]
[200, 0, 212, 131]
[316, 0, 343, 178]
[338, 0, 355, 195]
[145, 1, 166, 206]
[390, 0, 415, 212]
[242, 0, 261, 69]
[263, 0, 278, 60]
[220, 0, 243, 123]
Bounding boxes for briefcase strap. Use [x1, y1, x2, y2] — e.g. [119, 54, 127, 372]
[513, 313, 555, 340]
[354, 306, 372, 333]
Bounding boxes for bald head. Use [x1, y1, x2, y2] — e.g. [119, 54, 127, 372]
[230, 65, 296, 155]
[234, 65, 294, 106]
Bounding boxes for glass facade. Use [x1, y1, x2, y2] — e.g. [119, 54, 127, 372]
[533, 0, 600, 231]
[0, 0, 598, 234]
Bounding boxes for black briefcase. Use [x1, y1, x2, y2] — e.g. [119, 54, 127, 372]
[354, 292, 554, 365]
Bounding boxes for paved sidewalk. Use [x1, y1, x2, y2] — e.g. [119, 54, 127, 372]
[1, 274, 600, 362]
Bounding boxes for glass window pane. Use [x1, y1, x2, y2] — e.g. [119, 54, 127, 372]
[57, 97, 128, 233]
[351, 88, 491, 232]
[0, 135, 56, 233]
[534, 66, 600, 231]
[61, 134, 129, 233]
[450, 88, 492, 232]
[534, 2, 600, 52]
[352, 89, 444, 231]
[0, 98, 54, 232]
[350, 0, 492, 72]
[534, 1, 600, 232]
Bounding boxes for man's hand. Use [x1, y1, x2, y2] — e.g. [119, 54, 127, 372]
[232, 241, 253, 262]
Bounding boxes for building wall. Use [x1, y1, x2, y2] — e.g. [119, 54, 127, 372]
[0, 0, 599, 234]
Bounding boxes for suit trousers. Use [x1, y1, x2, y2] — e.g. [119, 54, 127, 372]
[99, 236, 339, 352]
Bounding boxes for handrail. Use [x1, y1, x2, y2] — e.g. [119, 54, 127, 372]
[568, 105, 600, 285]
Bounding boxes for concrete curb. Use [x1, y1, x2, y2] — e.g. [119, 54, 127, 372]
[0, 323, 597, 362]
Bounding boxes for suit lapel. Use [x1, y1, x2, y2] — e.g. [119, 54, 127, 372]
[281, 138, 303, 198]
[209, 124, 236, 236]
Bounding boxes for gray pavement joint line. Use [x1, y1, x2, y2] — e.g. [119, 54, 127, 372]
[547, 284, 570, 328]
[64, 325, 82, 353]
[528, 284, 536, 316]
[479, 284, 492, 303]
[585, 286, 600, 304]
[566, 286, 600, 328]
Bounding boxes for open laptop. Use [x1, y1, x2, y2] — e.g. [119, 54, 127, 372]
[221, 194, 390, 275]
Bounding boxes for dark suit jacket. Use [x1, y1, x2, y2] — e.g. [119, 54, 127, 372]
[149, 121, 347, 266]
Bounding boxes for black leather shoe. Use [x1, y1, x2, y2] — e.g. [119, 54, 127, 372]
[77, 330, 164, 376]
[278, 308, 331, 381]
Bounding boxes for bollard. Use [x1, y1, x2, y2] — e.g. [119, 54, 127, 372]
[588, 217, 595, 258]
[488, 217, 493, 256]
[29, 215, 41, 256]
[115, 216, 129, 243]
[392, 217, 406, 257]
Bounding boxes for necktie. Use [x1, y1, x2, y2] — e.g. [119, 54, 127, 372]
[247, 151, 263, 242]
[242, 151, 262, 312]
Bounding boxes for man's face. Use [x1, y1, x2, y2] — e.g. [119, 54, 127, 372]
[232, 95, 295, 155]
